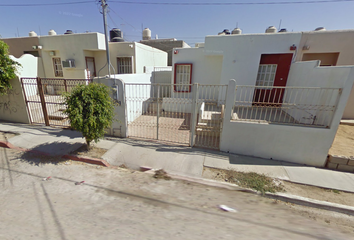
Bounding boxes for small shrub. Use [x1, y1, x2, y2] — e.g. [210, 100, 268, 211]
[0, 40, 21, 95]
[63, 83, 114, 148]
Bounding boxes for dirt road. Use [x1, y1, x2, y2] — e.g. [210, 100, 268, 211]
[0, 147, 353, 240]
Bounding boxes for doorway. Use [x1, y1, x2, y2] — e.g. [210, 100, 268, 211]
[253, 53, 293, 105]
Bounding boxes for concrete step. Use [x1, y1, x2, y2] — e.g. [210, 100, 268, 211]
[48, 112, 68, 121]
[195, 128, 221, 137]
[199, 118, 222, 124]
[197, 122, 221, 128]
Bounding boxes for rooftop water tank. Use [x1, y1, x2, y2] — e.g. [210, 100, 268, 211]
[143, 28, 151, 40]
[218, 29, 231, 35]
[29, 31, 37, 37]
[64, 30, 73, 34]
[231, 28, 242, 35]
[48, 29, 57, 35]
[265, 26, 277, 33]
[111, 37, 124, 42]
[315, 27, 326, 31]
[110, 28, 122, 41]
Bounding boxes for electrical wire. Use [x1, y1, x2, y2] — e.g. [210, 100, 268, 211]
[0, 1, 93, 7]
[110, 0, 354, 5]
[2, 0, 353, 7]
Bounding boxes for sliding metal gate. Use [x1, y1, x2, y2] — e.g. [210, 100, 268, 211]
[125, 83, 228, 149]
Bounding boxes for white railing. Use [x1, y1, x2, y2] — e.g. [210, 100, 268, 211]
[232, 85, 342, 128]
[153, 66, 172, 72]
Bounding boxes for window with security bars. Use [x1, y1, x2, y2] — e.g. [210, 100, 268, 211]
[256, 64, 277, 87]
[52, 57, 63, 77]
[117, 57, 133, 74]
[174, 64, 192, 92]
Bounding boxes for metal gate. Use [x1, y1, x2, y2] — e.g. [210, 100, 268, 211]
[125, 83, 228, 149]
[21, 77, 91, 128]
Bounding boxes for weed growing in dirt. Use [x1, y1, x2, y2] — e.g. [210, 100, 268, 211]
[154, 169, 171, 180]
[224, 169, 284, 194]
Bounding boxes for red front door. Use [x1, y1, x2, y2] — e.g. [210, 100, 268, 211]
[253, 53, 293, 106]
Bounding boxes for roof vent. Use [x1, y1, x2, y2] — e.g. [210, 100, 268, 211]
[265, 26, 277, 33]
[64, 30, 73, 34]
[29, 31, 37, 37]
[314, 27, 326, 31]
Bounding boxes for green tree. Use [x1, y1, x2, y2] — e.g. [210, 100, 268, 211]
[63, 83, 114, 149]
[0, 40, 21, 95]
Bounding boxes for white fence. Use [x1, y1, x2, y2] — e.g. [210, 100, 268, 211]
[232, 85, 342, 128]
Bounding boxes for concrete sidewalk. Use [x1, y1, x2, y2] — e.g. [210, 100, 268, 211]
[1, 122, 354, 193]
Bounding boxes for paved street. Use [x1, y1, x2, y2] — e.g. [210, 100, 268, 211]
[0, 147, 353, 240]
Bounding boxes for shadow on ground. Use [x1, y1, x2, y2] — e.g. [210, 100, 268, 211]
[104, 136, 304, 167]
[20, 141, 83, 166]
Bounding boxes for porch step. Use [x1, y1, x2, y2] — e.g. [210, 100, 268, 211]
[197, 122, 221, 128]
[48, 114, 67, 121]
[196, 128, 221, 137]
[48, 110, 68, 121]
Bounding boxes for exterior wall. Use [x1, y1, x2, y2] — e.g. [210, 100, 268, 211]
[95, 73, 154, 137]
[94, 77, 127, 138]
[2, 37, 40, 58]
[343, 86, 354, 119]
[96, 42, 167, 77]
[38, 33, 105, 79]
[296, 30, 354, 65]
[0, 54, 38, 124]
[296, 30, 354, 119]
[140, 39, 190, 66]
[134, 43, 167, 73]
[220, 64, 354, 167]
[172, 47, 223, 99]
[203, 33, 302, 86]
[284, 61, 347, 124]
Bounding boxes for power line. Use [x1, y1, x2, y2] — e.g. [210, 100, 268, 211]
[0, 1, 93, 7]
[110, 0, 354, 5]
[108, 6, 137, 30]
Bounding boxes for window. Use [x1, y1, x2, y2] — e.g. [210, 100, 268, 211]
[174, 63, 192, 92]
[117, 57, 132, 74]
[52, 57, 63, 77]
[302, 53, 339, 66]
[255, 64, 277, 87]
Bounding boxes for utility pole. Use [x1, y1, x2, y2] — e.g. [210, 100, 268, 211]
[101, 0, 111, 76]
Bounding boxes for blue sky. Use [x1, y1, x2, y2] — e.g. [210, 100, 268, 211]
[1, 0, 354, 46]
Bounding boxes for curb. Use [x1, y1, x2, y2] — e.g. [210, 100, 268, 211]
[62, 154, 110, 167]
[141, 167, 354, 216]
[264, 192, 354, 216]
[2, 139, 354, 216]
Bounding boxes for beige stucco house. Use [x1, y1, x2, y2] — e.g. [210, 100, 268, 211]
[3, 30, 167, 80]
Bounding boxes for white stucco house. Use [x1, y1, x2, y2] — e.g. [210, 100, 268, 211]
[172, 28, 354, 119]
[169, 28, 354, 167]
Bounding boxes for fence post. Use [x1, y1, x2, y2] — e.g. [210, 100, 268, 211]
[223, 80, 236, 123]
[190, 83, 199, 147]
[37, 77, 50, 126]
[156, 84, 160, 140]
[64, 79, 68, 92]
